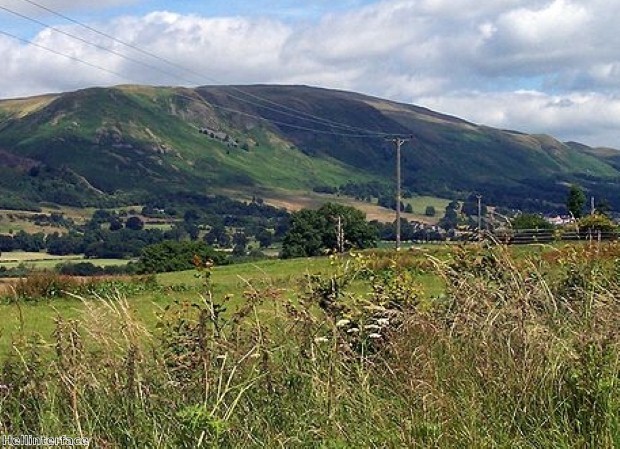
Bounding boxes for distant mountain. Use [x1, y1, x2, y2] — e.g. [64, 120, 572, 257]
[0, 84, 618, 212]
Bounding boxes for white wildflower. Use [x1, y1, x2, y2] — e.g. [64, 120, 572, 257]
[364, 324, 380, 330]
[336, 319, 351, 328]
[314, 336, 329, 343]
[368, 333, 382, 339]
[346, 327, 360, 334]
[377, 318, 390, 326]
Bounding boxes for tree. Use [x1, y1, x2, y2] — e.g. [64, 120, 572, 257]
[281, 203, 377, 258]
[185, 223, 200, 241]
[424, 206, 436, 217]
[462, 194, 487, 217]
[204, 225, 230, 247]
[577, 214, 616, 234]
[126, 216, 145, 231]
[281, 209, 327, 258]
[255, 229, 274, 248]
[566, 184, 586, 219]
[438, 201, 460, 230]
[138, 241, 222, 273]
[232, 231, 248, 248]
[511, 213, 553, 230]
[404, 204, 413, 214]
[595, 198, 612, 217]
[183, 209, 200, 223]
[109, 218, 123, 231]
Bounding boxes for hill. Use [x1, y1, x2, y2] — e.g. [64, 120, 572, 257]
[0, 84, 619, 213]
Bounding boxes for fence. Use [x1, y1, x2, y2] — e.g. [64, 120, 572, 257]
[490, 228, 618, 245]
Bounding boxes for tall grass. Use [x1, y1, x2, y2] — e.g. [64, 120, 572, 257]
[0, 244, 618, 447]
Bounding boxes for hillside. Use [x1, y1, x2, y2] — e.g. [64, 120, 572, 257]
[0, 84, 619, 212]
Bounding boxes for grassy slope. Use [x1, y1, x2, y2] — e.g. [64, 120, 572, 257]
[0, 86, 377, 201]
[2, 84, 620, 211]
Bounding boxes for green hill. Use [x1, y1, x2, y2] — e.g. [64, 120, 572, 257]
[0, 84, 619, 212]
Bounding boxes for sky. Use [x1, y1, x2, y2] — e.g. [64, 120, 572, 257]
[1, 0, 620, 148]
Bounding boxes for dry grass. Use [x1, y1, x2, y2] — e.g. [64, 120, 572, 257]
[221, 187, 444, 223]
[0, 245, 617, 447]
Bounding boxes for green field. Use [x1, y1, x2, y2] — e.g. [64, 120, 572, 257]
[0, 256, 335, 356]
[0, 243, 618, 447]
[0, 252, 132, 269]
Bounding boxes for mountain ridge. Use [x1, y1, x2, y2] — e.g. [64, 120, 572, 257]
[0, 84, 618, 213]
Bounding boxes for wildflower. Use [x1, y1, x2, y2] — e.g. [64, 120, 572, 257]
[336, 319, 351, 328]
[377, 318, 390, 326]
[364, 324, 380, 330]
[346, 327, 360, 334]
[368, 333, 382, 339]
[314, 336, 329, 343]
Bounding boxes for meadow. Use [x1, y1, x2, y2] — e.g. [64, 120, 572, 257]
[0, 242, 618, 447]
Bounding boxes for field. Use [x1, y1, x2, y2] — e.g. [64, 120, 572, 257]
[0, 251, 131, 270]
[0, 256, 334, 357]
[227, 187, 449, 223]
[0, 210, 66, 235]
[0, 242, 618, 447]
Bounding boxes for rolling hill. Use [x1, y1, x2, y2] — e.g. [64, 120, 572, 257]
[0, 84, 619, 213]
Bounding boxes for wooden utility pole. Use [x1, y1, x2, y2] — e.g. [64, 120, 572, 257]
[388, 137, 409, 251]
[477, 194, 483, 241]
[336, 215, 344, 253]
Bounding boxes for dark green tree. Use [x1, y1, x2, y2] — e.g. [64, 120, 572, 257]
[138, 241, 222, 273]
[566, 184, 586, 219]
[425, 205, 436, 217]
[281, 209, 327, 258]
[511, 213, 553, 230]
[232, 231, 248, 248]
[438, 201, 460, 230]
[255, 229, 274, 248]
[204, 225, 230, 247]
[126, 216, 145, 231]
[281, 203, 377, 258]
[109, 218, 123, 231]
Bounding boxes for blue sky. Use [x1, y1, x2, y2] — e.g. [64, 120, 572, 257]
[1, 0, 620, 148]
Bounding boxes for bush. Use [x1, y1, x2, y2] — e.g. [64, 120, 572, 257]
[424, 205, 436, 217]
[138, 240, 224, 273]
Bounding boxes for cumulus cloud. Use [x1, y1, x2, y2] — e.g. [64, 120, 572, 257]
[418, 91, 620, 146]
[1, 0, 620, 147]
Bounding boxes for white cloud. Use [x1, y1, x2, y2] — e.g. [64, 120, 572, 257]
[418, 91, 620, 147]
[1, 0, 620, 147]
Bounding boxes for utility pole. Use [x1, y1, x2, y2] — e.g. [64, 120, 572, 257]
[332, 215, 344, 253]
[336, 215, 344, 253]
[591, 196, 595, 215]
[477, 194, 483, 241]
[388, 137, 409, 251]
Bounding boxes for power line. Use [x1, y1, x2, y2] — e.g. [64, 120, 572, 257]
[173, 92, 386, 138]
[0, 28, 385, 139]
[13, 0, 396, 137]
[0, 29, 128, 81]
[0, 4, 201, 86]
